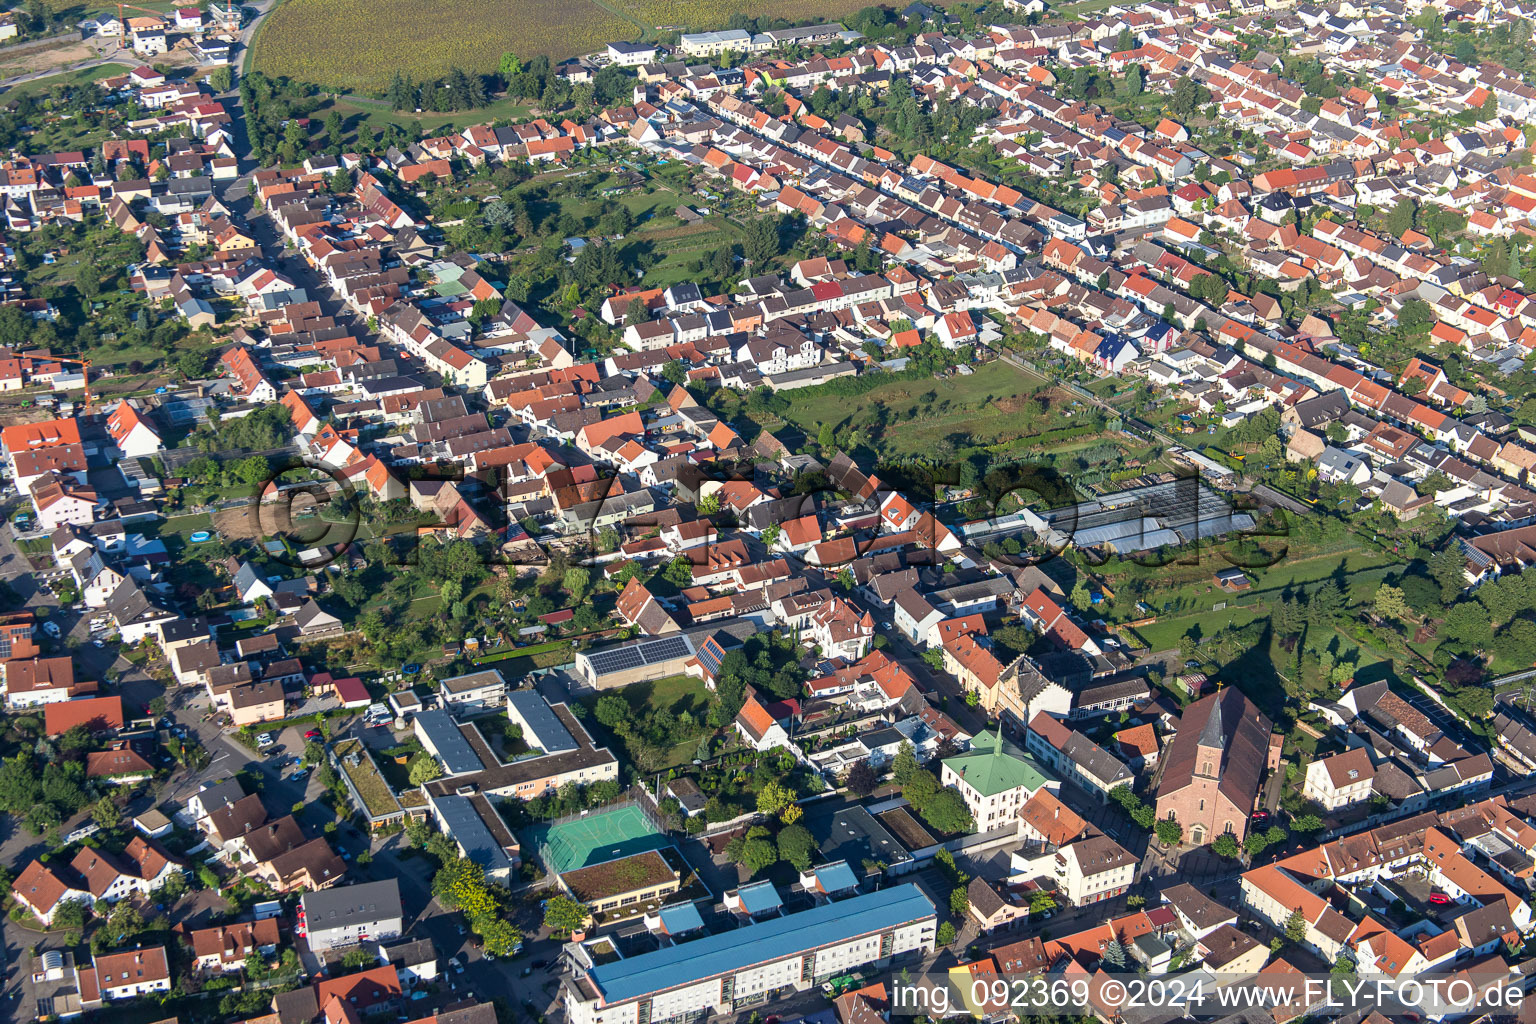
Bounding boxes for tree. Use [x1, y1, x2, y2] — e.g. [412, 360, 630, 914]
[160, 868, 189, 902]
[543, 895, 591, 937]
[408, 755, 443, 785]
[919, 788, 974, 834]
[1397, 298, 1434, 332]
[891, 741, 920, 786]
[903, 768, 939, 812]
[756, 780, 796, 818]
[387, 72, 415, 111]
[53, 899, 87, 936]
[1429, 547, 1469, 603]
[725, 825, 779, 876]
[745, 216, 780, 268]
[562, 567, 590, 602]
[90, 795, 120, 830]
[1385, 198, 1417, 238]
[1155, 819, 1183, 846]
[479, 916, 523, 957]
[937, 921, 957, 945]
[1373, 584, 1413, 624]
[845, 759, 879, 797]
[1170, 77, 1211, 118]
[1442, 601, 1493, 650]
[341, 948, 377, 970]
[1101, 939, 1127, 969]
[209, 65, 233, 92]
[777, 823, 816, 871]
[594, 695, 630, 731]
[664, 555, 694, 587]
[76, 263, 101, 301]
[1272, 598, 1304, 639]
[1211, 833, 1241, 859]
[96, 899, 145, 950]
[1178, 634, 1198, 663]
[1069, 580, 1092, 610]
[1291, 813, 1324, 834]
[1308, 581, 1345, 626]
[1284, 908, 1308, 943]
[949, 885, 969, 917]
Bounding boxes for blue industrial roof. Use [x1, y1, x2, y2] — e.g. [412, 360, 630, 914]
[656, 902, 705, 935]
[588, 884, 934, 1004]
[415, 708, 483, 775]
[506, 690, 576, 754]
[811, 861, 859, 894]
[428, 792, 512, 874]
[736, 880, 782, 915]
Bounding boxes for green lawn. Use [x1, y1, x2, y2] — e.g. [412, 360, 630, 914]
[579, 673, 714, 771]
[326, 94, 534, 146]
[0, 61, 135, 103]
[760, 361, 1074, 458]
[1133, 605, 1269, 652]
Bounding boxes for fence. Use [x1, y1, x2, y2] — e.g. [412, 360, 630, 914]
[532, 793, 669, 874]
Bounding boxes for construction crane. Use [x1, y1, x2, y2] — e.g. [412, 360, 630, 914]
[51, 355, 94, 412]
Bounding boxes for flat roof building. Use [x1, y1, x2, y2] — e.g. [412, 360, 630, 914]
[563, 884, 936, 1024]
[507, 689, 578, 754]
[421, 703, 618, 802]
[424, 790, 519, 880]
[438, 668, 506, 711]
[413, 708, 484, 775]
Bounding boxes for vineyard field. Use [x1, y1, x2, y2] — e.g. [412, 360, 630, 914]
[252, 0, 884, 94]
[250, 0, 638, 93]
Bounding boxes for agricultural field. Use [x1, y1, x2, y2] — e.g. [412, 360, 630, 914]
[250, 0, 638, 93]
[253, 0, 891, 93]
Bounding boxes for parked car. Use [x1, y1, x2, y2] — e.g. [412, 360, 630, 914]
[304, 729, 321, 739]
[1429, 892, 1452, 906]
[257, 732, 275, 748]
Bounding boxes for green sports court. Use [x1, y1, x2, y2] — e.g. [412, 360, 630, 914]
[526, 804, 669, 873]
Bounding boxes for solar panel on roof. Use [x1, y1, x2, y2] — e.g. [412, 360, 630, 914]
[585, 635, 694, 677]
